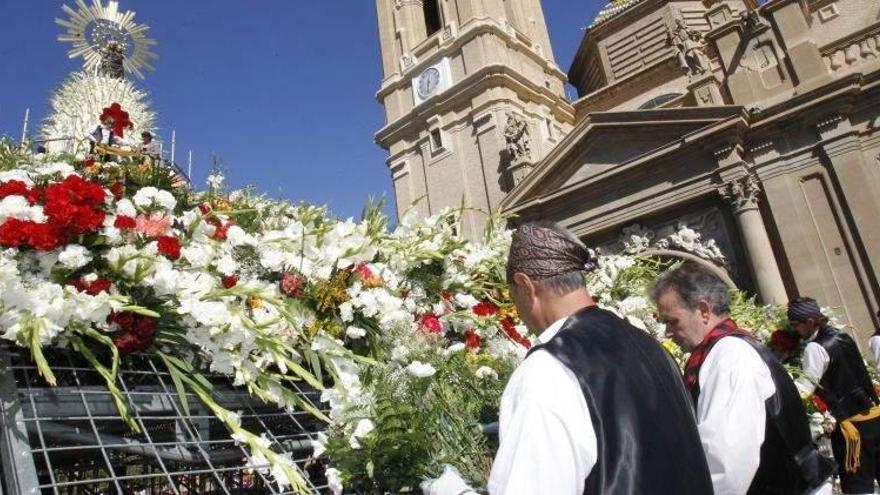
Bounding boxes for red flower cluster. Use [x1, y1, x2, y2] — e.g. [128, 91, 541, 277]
[281, 270, 306, 298]
[811, 394, 829, 413]
[472, 300, 499, 317]
[768, 329, 800, 355]
[419, 313, 443, 334]
[157, 236, 181, 260]
[464, 329, 482, 350]
[108, 311, 156, 354]
[99, 103, 133, 137]
[0, 176, 106, 251]
[68, 276, 112, 296]
[501, 317, 531, 349]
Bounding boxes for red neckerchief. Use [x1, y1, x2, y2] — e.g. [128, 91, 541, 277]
[683, 318, 754, 390]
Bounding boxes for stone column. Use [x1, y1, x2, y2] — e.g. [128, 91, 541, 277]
[396, 0, 428, 54]
[721, 175, 788, 304]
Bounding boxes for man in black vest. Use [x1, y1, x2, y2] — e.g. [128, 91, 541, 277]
[424, 222, 712, 495]
[652, 264, 833, 495]
[488, 222, 712, 494]
[789, 297, 880, 495]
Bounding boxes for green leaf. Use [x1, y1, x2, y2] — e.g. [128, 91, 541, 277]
[158, 352, 192, 417]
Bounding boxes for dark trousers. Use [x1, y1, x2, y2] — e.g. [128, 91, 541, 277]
[831, 415, 880, 493]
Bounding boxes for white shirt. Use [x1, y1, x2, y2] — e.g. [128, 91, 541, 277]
[487, 317, 597, 495]
[795, 333, 831, 396]
[697, 337, 775, 495]
[869, 335, 880, 375]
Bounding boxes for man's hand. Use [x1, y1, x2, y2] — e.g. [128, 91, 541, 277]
[421, 465, 479, 495]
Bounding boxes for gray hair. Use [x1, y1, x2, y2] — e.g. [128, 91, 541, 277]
[649, 262, 731, 315]
[534, 270, 586, 296]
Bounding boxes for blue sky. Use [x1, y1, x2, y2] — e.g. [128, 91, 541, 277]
[0, 1, 604, 220]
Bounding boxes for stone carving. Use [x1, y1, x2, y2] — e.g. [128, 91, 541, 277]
[721, 175, 761, 213]
[669, 19, 709, 78]
[504, 114, 531, 163]
[739, 10, 762, 33]
[599, 207, 738, 273]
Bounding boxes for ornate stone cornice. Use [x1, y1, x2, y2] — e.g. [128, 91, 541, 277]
[721, 174, 761, 213]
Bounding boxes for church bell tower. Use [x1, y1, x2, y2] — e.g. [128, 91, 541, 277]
[374, 0, 574, 237]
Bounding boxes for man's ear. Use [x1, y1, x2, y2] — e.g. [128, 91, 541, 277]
[697, 300, 712, 322]
[512, 272, 535, 298]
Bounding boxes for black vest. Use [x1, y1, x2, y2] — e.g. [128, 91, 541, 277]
[530, 306, 713, 495]
[812, 325, 878, 421]
[692, 334, 835, 494]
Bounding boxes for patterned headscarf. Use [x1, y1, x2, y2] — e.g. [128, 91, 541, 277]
[506, 222, 597, 282]
[787, 297, 823, 322]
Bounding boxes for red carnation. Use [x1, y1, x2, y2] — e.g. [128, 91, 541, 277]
[419, 313, 443, 334]
[768, 329, 800, 355]
[114, 215, 137, 229]
[23, 222, 64, 251]
[69, 276, 112, 296]
[280, 270, 306, 298]
[473, 300, 499, 317]
[198, 203, 212, 215]
[110, 182, 124, 201]
[811, 394, 829, 413]
[157, 236, 181, 260]
[108, 311, 157, 354]
[43, 175, 106, 236]
[0, 180, 39, 204]
[211, 219, 233, 241]
[464, 329, 482, 350]
[221, 275, 239, 288]
[0, 219, 28, 247]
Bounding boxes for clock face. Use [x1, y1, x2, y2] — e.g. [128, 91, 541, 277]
[417, 67, 441, 100]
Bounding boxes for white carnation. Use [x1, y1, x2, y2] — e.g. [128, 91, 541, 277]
[475, 366, 498, 380]
[406, 361, 436, 378]
[57, 245, 91, 270]
[132, 186, 177, 211]
[345, 326, 367, 339]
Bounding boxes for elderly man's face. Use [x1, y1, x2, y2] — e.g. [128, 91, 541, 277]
[509, 276, 540, 334]
[655, 290, 708, 351]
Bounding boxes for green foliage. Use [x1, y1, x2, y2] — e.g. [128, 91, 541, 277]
[0, 137, 32, 171]
[327, 351, 512, 493]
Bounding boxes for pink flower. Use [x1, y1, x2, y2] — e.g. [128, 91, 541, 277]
[135, 213, 171, 238]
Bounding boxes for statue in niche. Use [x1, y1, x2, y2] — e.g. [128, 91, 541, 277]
[504, 114, 531, 163]
[98, 42, 126, 79]
[669, 19, 709, 78]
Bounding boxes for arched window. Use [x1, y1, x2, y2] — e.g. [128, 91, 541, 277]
[424, 0, 442, 36]
[638, 93, 683, 110]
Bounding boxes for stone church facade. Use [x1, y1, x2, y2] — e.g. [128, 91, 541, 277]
[373, 0, 880, 341]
